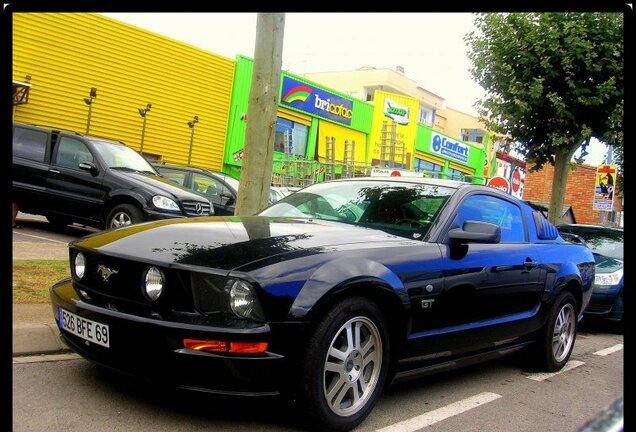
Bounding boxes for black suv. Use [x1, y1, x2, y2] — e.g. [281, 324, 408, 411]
[12, 122, 213, 229]
[153, 162, 294, 215]
[152, 163, 239, 215]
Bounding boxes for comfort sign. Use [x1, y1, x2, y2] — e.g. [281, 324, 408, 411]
[430, 132, 470, 163]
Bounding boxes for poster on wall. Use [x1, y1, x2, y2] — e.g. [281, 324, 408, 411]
[593, 164, 617, 211]
[495, 158, 525, 199]
[509, 167, 525, 199]
[367, 91, 419, 169]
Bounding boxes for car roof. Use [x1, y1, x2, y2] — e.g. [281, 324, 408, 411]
[153, 162, 224, 175]
[14, 121, 126, 145]
[558, 223, 623, 232]
[323, 176, 471, 189]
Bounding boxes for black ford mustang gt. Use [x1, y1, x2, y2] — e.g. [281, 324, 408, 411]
[50, 177, 594, 431]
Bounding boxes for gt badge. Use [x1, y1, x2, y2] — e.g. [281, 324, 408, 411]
[421, 299, 435, 310]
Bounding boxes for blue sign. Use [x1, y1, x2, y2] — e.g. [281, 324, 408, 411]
[280, 76, 353, 125]
[430, 132, 470, 164]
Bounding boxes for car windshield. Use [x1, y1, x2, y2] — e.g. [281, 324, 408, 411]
[558, 226, 623, 260]
[260, 180, 454, 239]
[90, 140, 158, 174]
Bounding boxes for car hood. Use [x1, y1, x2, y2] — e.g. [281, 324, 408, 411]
[593, 253, 623, 273]
[71, 216, 409, 271]
[109, 168, 206, 201]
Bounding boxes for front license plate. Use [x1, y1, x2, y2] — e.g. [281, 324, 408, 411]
[58, 307, 110, 348]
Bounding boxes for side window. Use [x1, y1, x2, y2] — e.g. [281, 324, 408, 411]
[53, 137, 94, 169]
[13, 127, 48, 162]
[158, 168, 187, 186]
[457, 195, 525, 242]
[192, 174, 226, 197]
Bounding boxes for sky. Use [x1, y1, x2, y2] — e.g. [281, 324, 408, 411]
[101, 12, 611, 166]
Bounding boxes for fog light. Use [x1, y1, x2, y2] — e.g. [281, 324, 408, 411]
[143, 266, 164, 301]
[183, 338, 268, 354]
[74, 252, 86, 280]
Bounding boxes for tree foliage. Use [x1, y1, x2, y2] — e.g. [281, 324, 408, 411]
[465, 13, 623, 221]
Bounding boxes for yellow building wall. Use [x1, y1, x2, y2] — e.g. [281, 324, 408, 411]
[368, 91, 419, 169]
[12, 13, 234, 171]
[316, 120, 366, 164]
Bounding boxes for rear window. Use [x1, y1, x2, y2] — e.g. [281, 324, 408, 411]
[13, 127, 48, 162]
[558, 226, 623, 260]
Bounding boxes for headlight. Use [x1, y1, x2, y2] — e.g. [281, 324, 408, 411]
[229, 279, 264, 321]
[143, 266, 165, 301]
[152, 195, 180, 211]
[73, 252, 86, 280]
[594, 268, 623, 286]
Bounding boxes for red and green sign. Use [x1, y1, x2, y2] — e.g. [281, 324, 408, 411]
[487, 176, 511, 193]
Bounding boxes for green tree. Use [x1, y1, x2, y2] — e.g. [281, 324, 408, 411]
[466, 13, 623, 223]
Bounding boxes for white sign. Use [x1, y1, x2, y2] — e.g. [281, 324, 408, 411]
[430, 132, 470, 164]
[383, 98, 410, 125]
[370, 168, 420, 177]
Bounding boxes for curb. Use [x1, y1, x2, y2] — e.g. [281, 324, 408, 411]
[12, 323, 71, 357]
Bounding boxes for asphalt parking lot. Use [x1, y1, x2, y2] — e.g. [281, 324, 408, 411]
[12, 212, 97, 259]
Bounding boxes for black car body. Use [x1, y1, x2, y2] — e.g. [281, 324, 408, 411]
[153, 162, 293, 215]
[558, 224, 624, 322]
[12, 122, 212, 229]
[50, 177, 594, 431]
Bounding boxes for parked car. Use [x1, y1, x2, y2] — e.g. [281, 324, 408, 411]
[558, 224, 624, 322]
[50, 177, 594, 431]
[153, 162, 292, 215]
[12, 122, 212, 229]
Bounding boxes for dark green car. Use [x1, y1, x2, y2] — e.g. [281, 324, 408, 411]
[558, 224, 624, 322]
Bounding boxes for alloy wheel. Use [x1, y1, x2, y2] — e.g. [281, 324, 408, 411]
[323, 316, 383, 417]
[552, 303, 575, 363]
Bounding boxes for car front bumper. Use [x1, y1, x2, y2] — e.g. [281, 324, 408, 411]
[50, 278, 288, 396]
[142, 208, 214, 221]
[583, 284, 623, 321]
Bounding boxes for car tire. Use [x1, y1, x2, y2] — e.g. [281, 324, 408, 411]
[297, 297, 390, 431]
[106, 204, 144, 229]
[46, 215, 71, 227]
[534, 291, 578, 372]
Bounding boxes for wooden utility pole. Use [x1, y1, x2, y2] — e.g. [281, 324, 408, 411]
[234, 13, 285, 216]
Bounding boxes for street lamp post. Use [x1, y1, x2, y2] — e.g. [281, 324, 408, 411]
[187, 115, 199, 165]
[83, 87, 97, 134]
[138, 103, 152, 155]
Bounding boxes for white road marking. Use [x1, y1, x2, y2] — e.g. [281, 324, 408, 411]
[525, 360, 585, 381]
[13, 353, 81, 364]
[594, 344, 623, 356]
[12, 231, 67, 244]
[375, 392, 502, 432]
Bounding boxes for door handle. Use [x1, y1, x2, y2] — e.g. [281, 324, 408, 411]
[524, 258, 538, 270]
[49, 169, 60, 174]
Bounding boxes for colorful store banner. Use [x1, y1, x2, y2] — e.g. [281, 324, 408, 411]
[593, 164, 617, 211]
[280, 76, 353, 126]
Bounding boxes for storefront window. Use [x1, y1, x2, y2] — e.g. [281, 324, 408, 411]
[415, 158, 443, 178]
[274, 118, 308, 157]
[447, 167, 466, 181]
